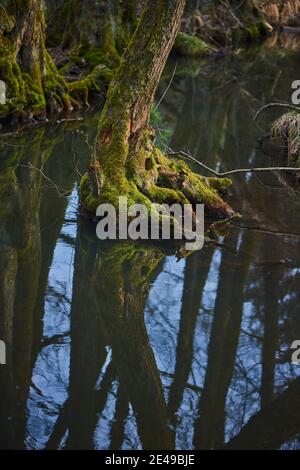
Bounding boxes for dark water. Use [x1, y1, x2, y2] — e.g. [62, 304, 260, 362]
[1, 43, 300, 450]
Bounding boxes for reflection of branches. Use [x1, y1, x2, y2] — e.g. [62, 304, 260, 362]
[18, 163, 73, 198]
[44, 362, 116, 450]
[160, 370, 203, 394]
[168, 251, 212, 426]
[232, 223, 300, 239]
[224, 377, 300, 450]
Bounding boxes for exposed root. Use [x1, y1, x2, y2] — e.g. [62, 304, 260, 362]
[80, 136, 235, 222]
[68, 64, 113, 107]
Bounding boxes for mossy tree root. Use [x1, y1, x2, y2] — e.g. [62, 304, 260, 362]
[80, 0, 235, 225]
[80, 133, 234, 222]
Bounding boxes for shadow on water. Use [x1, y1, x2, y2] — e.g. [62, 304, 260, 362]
[1, 43, 300, 450]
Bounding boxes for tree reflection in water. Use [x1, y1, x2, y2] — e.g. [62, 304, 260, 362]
[1, 45, 300, 450]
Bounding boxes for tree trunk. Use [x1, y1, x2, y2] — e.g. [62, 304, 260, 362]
[0, 0, 71, 120]
[81, 0, 234, 220]
[93, 243, 174, 449]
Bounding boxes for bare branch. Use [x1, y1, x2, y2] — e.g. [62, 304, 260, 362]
[155, 61, 178, 111]
[165, 146, 300, 177]
[254, 102, 300, 121]
[18, 163, 74, 200]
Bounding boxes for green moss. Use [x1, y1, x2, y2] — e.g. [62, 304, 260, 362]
[0, 47, 26, 114]
[80, 134, 234, 221]
[0, 59, 42, 116]
[152, 148, 233, 211]
[68, 64, 113, 103]
[72, 44, 120, 71]
[245, 25, 260, 40]
[145, 185, 188, 205]
[208, 177, 232, 194]
[22, 72, 45, 110]
[0, 3, 73, 118]
[79, 172, 90, 202]
[173, 32, 215, 57]
[233, 19, 269, 45]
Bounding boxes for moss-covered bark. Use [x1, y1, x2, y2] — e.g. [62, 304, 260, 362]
[173, 32, 215, 57]
[0, 0, 72, 120]
[80, 0, 234, 221]
[45, 0, 146, 76]
[44, 0, 146, 108]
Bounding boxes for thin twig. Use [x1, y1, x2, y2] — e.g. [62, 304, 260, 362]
[155, 61, 178, 111]
[166, 146, 300, 177]
[18, 163, 73, 198]
[254, 102, 300, 121]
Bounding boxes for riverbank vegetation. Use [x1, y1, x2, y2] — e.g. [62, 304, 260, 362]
[1, 1, 298, 122]
[1, 4, 300, 448]
[0, 1, 300, 222]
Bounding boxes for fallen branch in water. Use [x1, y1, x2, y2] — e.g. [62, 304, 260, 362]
[166, 146, 300, 177]
[254, 101, 300, 121]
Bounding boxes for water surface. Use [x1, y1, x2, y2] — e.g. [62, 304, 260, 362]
[1, 43, 300, 450]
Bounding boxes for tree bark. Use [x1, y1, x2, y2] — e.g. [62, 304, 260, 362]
[0, 0, 71, 120]
[96, 0, 188, 167]
[81, 0, 234, 220]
